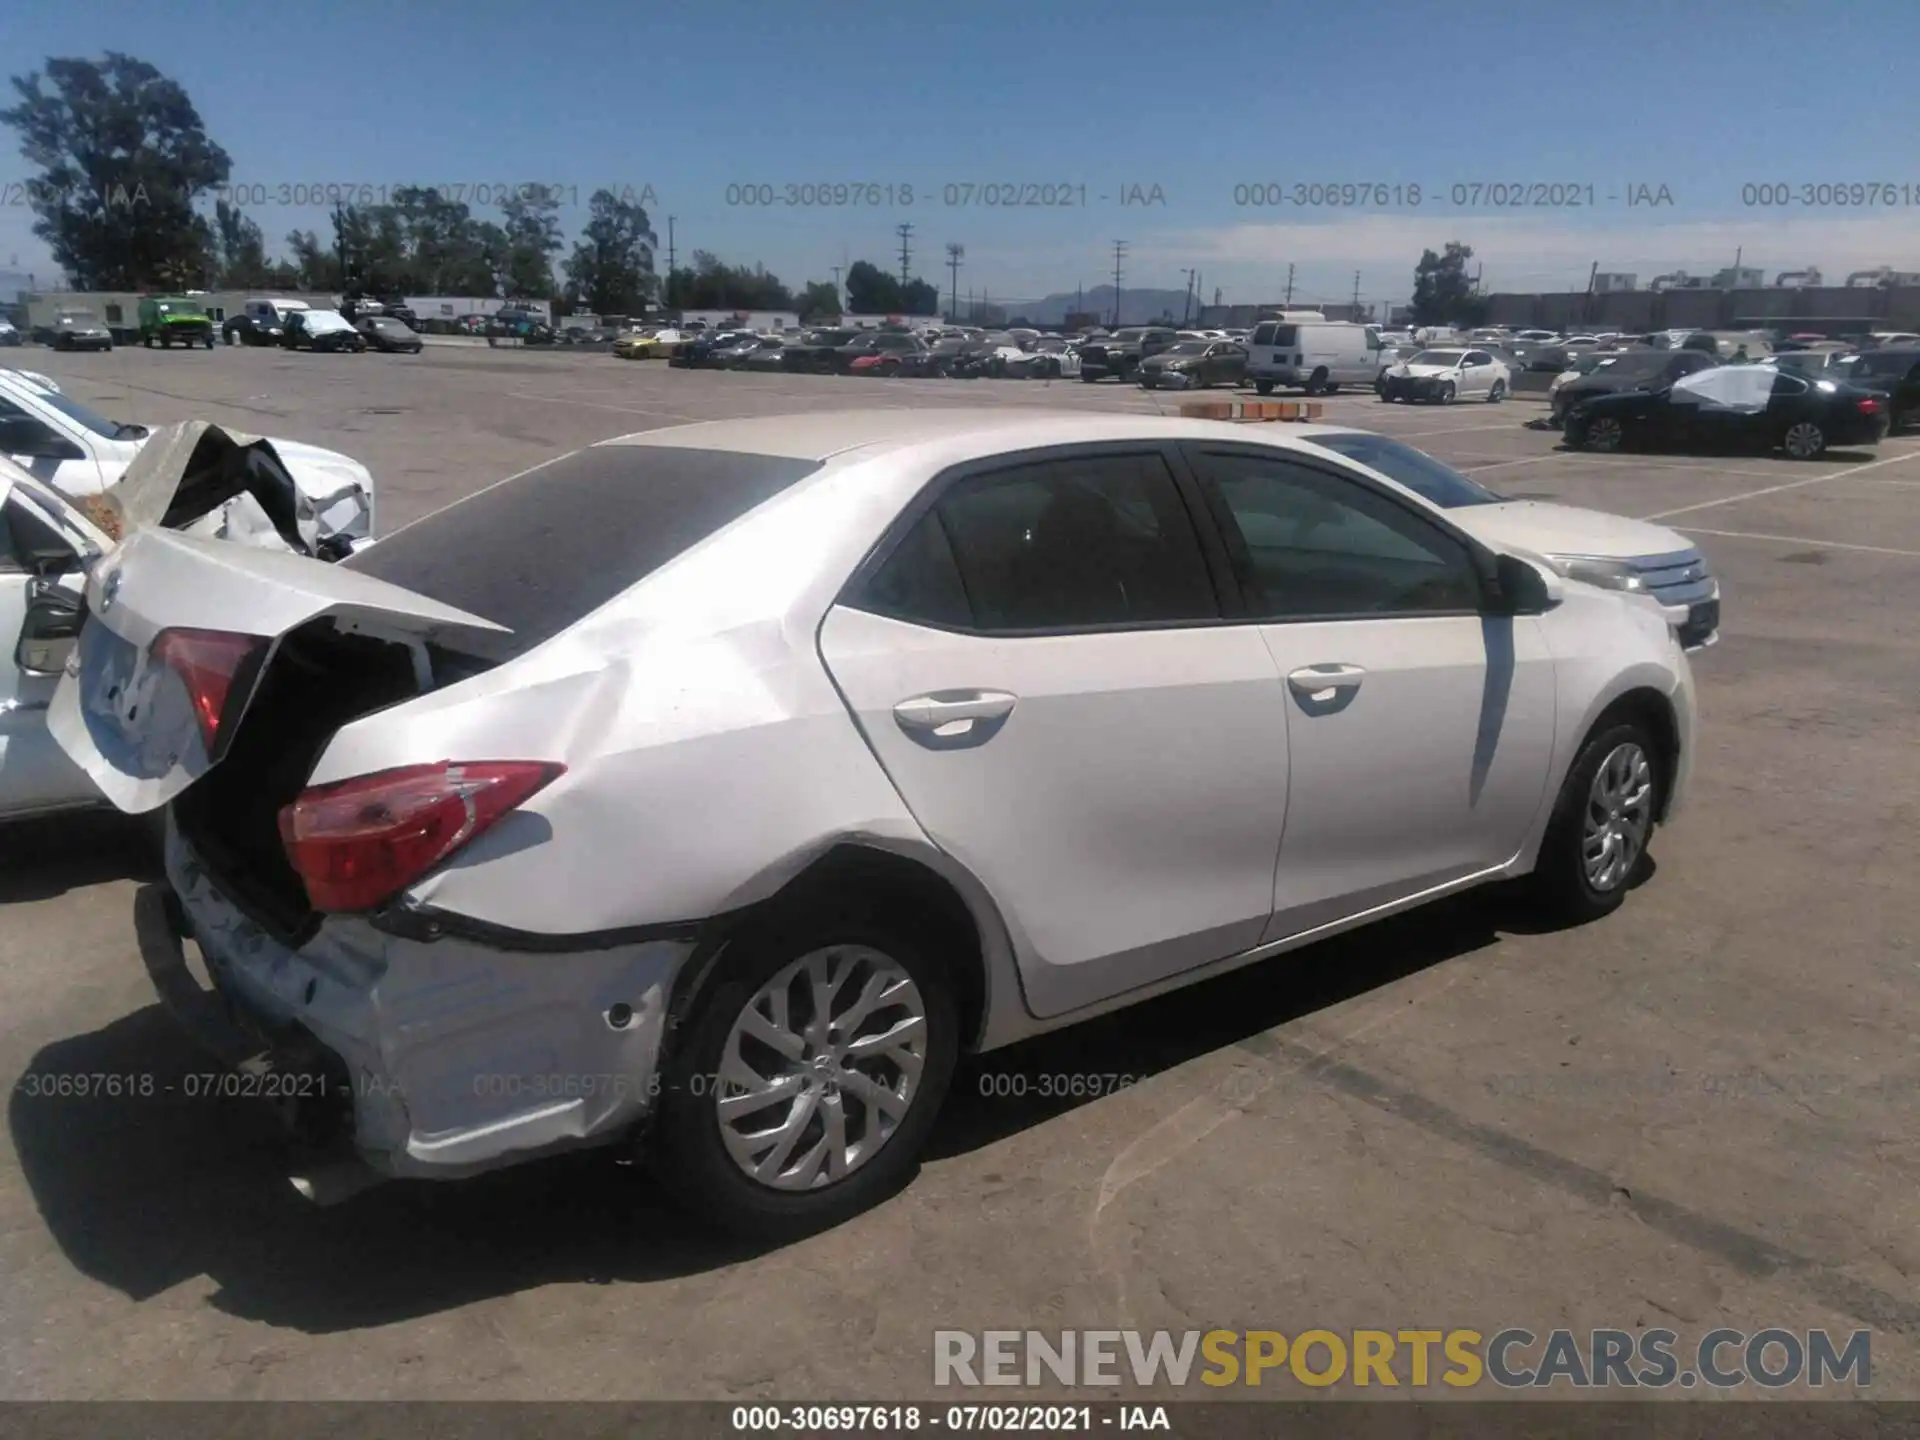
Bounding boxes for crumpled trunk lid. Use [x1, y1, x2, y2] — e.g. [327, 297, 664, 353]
[47, 527, 507, 813]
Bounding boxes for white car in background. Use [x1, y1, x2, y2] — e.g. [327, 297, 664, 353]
[1285, 425, 1718, 650]
[1377, 347, 1512, 403]
[50, 409, 1694, 1236]
[0, 369, 375, 548]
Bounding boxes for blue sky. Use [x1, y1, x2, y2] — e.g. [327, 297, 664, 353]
[3, 0, 1917, 306]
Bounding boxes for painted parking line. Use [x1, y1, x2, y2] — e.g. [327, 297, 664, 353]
[1676, 526, 1920, 560]
[1459, 453, 1577, 474]
[1642, 448, 1920, 520]
[1384, 420, 1535, 440]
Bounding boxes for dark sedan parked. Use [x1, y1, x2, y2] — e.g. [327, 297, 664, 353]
[780, 328, 863, 373]
[1829, 347, 1920, 432]
[223, 313, 282, 346]
[1136, 339, 1248, 390]
[357, 315, 425, 353]
[50, 311, 114, 351]
[1550, 347, 1722, 424]
[1565, 365, 1888, 459]
[670, 330, 756, 367]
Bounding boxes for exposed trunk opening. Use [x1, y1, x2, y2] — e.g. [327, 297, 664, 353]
[171, 620, 453, 943]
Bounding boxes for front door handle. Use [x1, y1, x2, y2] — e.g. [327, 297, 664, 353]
[1287, 664, 1366, 700]
[893, 690, 1018, 733]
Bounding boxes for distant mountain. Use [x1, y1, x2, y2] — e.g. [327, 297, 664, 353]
[987, 285, 1200, 326]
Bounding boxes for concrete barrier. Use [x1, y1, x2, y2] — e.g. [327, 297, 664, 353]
[1179, 399, 1326, 422]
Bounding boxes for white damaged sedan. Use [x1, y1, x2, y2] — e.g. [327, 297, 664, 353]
[51, 410, 1696, 1237]
[0, 369, 374, 549]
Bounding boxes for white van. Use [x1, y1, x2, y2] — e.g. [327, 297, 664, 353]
[1246, 318, 1383, 394]
[245, 298, 311, 327]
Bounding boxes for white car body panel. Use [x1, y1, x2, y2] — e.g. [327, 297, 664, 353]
[1254, 612, 1557, 937]
[0, 467, 102, 818]
[819, 606, 1289, 1019]
[49, 410, 1696, 1185]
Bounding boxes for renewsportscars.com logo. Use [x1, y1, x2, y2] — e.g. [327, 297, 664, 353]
[933, 1328, 1871, 1390]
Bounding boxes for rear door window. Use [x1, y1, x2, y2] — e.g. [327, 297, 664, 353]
[853, 450, 1219, 632]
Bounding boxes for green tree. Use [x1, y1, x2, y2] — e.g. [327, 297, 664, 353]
[563, 187, 657, 314]
[797, 280, 841, 320]
[1, 52, 232, 289]
[1410, 242, 1489, 326]
[901, 277, 940, 316]
[499, 186, 563, 298]
[211, 199, 271, 287]
[844, 259, 903, 313]
[667, 250, 795, 310]
[285, 229, 338, 290]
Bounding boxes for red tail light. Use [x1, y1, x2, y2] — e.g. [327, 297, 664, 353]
[1858, 397, 1881, 414]
[151, 629, 267, 750]
[278, 761, 564, 913]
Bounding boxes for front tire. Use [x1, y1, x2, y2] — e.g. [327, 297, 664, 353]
[650, 900, 959, 1241]
[1525, 721, 1660, 925]
[1305, 368, 1329, 395]
[1437, 380, 1456, 404]
[1254, 379, 1274, 396]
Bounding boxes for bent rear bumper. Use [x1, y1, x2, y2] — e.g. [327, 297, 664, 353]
[144, 824, 698, 1180]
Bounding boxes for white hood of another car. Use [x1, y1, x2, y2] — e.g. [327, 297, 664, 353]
[1401, 362, 1462, 378]
[1449, 499, 1693, 560]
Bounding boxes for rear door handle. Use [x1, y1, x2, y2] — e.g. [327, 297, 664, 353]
[893, 690, 1018, 732]
[1287, 664, 1366, 699]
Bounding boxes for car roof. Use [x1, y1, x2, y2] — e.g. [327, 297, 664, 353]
[598, 408, 1367, 465]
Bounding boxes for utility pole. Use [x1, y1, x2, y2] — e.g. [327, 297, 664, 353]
[1284, 263, 1295, 305]
[946, 243, 964, 322]
[831, 264, 843, 315]
[1352, 270, 1362, 313]
[1111, 240, 1127, 326]
[665, 216, 676, 309]
[896, 223, 914, 290]
[1181, 268, 1194, 326]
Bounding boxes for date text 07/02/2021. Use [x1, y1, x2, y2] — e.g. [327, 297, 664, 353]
[1230, 181, 1676, 209]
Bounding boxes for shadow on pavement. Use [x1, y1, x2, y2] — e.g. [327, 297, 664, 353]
[11, 881, 1588, 1334]
[0, 811, 162, 904]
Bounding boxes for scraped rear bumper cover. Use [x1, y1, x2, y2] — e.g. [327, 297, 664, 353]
[139, 824, 698, 1180]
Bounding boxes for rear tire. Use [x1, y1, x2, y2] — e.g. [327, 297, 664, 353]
[1781, 420, 1827, 459]
[650, 899, 960, 1242]
[1488, 379, 1507, 403]
[1524, 720, 1660, 926]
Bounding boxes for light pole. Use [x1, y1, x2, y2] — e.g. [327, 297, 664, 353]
[946, 243, 964, 323]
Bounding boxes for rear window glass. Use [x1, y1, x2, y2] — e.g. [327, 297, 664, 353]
[344, 446, 823, 658]
[1256, 325, 1298, 347]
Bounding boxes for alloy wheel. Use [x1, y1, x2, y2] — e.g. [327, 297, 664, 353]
[1581, 742, 1653, 892]
[1783, 421, 1826, 459]
[715, 945, 929, 1191]
[1583, 417, 1624, 452]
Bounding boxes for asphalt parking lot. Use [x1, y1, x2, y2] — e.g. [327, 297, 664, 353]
[3, 346, 1918, 1400]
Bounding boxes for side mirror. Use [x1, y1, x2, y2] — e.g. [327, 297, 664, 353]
[1486, 553, 1561, 616]
[15, 579, 82, 676]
